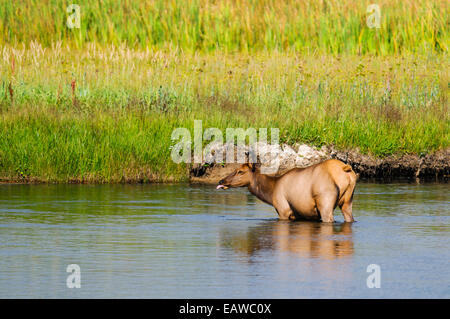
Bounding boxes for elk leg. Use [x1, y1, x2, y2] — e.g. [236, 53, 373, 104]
[339, 179, 356, 223]
[340, 201, 354, 222]
[273, 198, 295, 220]
[316, 194, 337, 223]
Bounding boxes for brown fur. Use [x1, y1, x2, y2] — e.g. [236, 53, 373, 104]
[217, 159, 357, 222]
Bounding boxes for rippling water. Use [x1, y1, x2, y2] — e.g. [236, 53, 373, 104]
[0, 183, 448, 298]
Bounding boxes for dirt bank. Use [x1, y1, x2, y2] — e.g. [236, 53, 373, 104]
[190, 144, 449, 184]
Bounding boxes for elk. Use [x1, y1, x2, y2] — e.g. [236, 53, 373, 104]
[217, 158, 356, 222]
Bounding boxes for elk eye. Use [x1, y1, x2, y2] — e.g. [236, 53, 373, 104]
[237, 171, 243, 174]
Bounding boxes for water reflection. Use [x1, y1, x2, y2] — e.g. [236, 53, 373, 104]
[221, 221, 354, 260]
[1, 183, 448, 298]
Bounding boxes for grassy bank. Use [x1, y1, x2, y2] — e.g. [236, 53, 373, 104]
[1, 0, 448, 54]
[0, 45, 448, 182]
[0, 0, 448, 182]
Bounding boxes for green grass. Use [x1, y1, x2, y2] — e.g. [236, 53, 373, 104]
[0, 46, 448, 182]
[0, 0, 448, 182]
[0, 0, 448, 54]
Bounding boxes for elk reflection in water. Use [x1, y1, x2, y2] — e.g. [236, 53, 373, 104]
[221, 221, 354, 260]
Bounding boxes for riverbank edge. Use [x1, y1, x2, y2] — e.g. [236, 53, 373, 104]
[191, 145, 450, 184]
[1, 145, 448, 184]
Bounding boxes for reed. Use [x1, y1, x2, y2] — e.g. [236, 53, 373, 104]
[0, 0, 447, 54]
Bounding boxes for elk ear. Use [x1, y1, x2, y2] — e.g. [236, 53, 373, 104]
[245, 150, 257, 164]
[252, 154, 263, 172]
[248, 162, 260, 172]
[246, 151, 259, 172]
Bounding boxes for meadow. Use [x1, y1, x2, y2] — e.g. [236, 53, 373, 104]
[1, 0, 447, 54]
[0, 0, 448, 182]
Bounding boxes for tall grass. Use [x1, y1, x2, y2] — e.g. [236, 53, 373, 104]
[0, 44, 448, 182]
[0, 0, 448, 54]
[0, 0, 447, 182]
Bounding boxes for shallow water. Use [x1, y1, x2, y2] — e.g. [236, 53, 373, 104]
[0, 182, 448, 298]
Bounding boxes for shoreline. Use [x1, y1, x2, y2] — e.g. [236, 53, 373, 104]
[190, 144, 450, 184]
[2, 145, 448, 184]
[1, 49, 447, 185]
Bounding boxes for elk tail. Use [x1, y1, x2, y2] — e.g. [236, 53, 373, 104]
[343, 164, 352, 172]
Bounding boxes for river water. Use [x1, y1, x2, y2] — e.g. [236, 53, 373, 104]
[0, 182, 448, 298]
